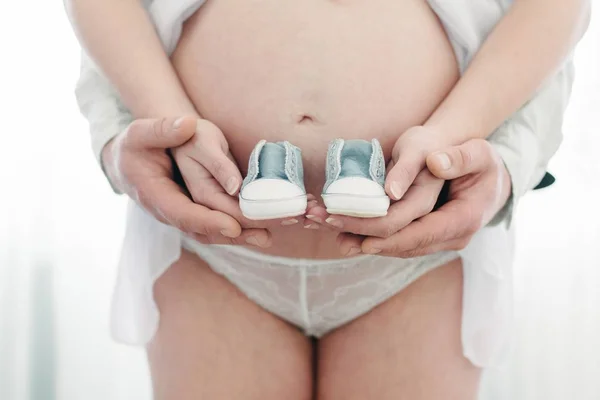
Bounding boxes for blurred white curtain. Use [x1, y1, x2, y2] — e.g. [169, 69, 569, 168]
[0, 2, 150, 399]
[0, 2, 598, 400]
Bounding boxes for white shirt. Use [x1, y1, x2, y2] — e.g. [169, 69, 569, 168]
[73, 0, 575, 367]
[75, 0, 575, 227]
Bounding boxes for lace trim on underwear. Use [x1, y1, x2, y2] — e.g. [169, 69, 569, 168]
[182, 238, 459, 273]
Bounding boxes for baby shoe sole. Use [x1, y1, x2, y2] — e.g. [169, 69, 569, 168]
[240, 195, 308, 220]
[322, 194, 390, 218]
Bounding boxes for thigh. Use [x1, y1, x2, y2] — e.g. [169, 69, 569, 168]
[147, 249, 313, 400]
[317, 258, 480, 400]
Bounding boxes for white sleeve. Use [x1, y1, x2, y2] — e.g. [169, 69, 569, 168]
[72, 0, 196, 193]
[427, 1, 577, 227]
[75, 51, 133, 167]
[72, 0, 154, 190]
[487, 59, 576, 227]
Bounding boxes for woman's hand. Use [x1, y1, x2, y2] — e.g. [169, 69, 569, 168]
[384, 125, 450, 201]
[307, 139, 512, 257]
[330, 125, 453, 238]
[169, 118, 310, 243]
[102, 117, 274, 247]
[305, 126, 450, 252]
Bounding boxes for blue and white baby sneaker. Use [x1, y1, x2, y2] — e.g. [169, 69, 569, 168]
[239, 140, 307, 220]
[322, 138, 390, 218]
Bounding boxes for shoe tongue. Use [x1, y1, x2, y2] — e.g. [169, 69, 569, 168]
[339, 140, 372, 179]
[257, 143, 287, 180]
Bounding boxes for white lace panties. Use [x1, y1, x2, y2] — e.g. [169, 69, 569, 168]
[111, 202, 514, 368]
[181, 238, 459, 337]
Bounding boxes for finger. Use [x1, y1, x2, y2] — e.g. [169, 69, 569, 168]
[206, 191, 304, 229]
[305, 204, 329, 228]
[141, 177, 242, 238]
[179, 156, 305, 228]
[336, 233, 364, 257]
[361, 199, 481, 255]
[306, 198, 319, 211]
[124, 117, 196, 150]
[426, 139, 497, 180]
[385, 146, 426, 201]
[186, 228, 273, 248]
[187, 120, 243, 195]
[387, 237, 472, 258]
[303, 199, 321, 229]
[320, 170, 443, 237]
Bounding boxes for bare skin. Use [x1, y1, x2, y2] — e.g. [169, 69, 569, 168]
[67, 0, 588, 255]
[317, 258, 480, 400]
[148, 250, 313, 400]
[68, 0, 586, 397]
[148, 1, 478, 398]
[148, 251, 476, 400]
[170, 0, 458, 259]
[116, 119, 501, 399]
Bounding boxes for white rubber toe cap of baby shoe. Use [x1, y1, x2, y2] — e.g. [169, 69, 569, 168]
[240, 179, 305, 200]
[322, 177, 390, 218]
[239, 179, 307, 220]
[324, 177, 386, 196]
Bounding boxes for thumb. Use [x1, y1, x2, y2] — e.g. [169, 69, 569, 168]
[186, 120, 244, 196]
[125, 117, 197, 149]
[426, 139, 495, 180]
[385, 152, 424, 201]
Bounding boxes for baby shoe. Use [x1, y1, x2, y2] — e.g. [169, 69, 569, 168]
[321, 138, 390, 218]
[239, 140, 307, 220]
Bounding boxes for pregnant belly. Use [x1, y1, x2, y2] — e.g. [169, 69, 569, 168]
[171, 0, 459, 258]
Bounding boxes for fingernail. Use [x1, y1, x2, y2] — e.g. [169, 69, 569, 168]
[220, 229, 237, 238]
[246, 236, 260, 247]
[433, 152, 452, 170]
[304, 224, 320, 230]
[345, 247, 361, 257]
[246, 235, 270, 248]
[225, 177, 239, 195]
[281, 218, 299, 226]
[306, 215, 323, 224]
[173, 117, 185, 129]
[364, 248, 382, 255]
[390, 182, 402, 200]
[326, 217, 343, 229]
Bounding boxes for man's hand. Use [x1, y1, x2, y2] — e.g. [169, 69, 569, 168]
[307, 139, 512, 257]
[102, 117, 274, 247]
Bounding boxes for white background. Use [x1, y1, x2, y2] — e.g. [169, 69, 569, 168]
[0, 2, 598, 399]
